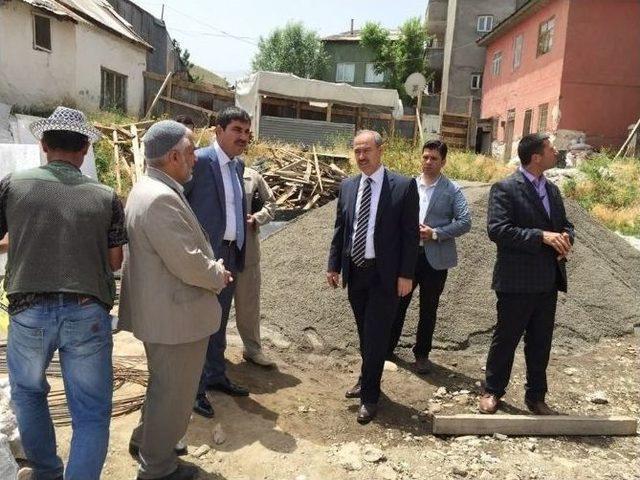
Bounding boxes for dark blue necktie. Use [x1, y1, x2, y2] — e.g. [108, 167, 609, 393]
[230, 160, 245, 250]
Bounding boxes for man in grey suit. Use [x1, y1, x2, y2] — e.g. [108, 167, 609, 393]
[388, 140, 471, 373]
[119, 120, 230, 480]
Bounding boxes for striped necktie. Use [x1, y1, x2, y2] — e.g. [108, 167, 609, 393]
[351, 177, 373, 266]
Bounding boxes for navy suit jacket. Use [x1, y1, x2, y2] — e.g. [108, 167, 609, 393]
[328, 168, 419, 295]
[487, 170, 575, 293]
[185, 145, 247, 271]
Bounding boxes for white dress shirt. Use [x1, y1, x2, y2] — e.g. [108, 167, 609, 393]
[417, 174, 441, 224]
[214, 141, 242, 241]
[351, 165, 385, 259]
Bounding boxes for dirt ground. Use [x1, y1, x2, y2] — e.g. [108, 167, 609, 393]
[48, 326, 639, 480]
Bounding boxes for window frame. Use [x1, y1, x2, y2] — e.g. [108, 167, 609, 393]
[33, 13, 52, 52]
[364, 63, 384, 84]
[477, 15, 494, 33]
[537, 16, 555, 57]
[335, 62, 356, 83]
[513, 34, 524, 70]
[492, 51, 502, 77]
[470, 73, 482, 90]
[100, 67, 128, 113]
[522, 108, 533, 136]
[537, 103, 549, 132]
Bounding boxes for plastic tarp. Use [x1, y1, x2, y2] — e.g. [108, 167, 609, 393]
[235, 71, 404, 136]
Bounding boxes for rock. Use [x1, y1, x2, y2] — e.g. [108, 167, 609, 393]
[434, 386, 448, 398]
[493, 433, 508, 441]
[297, 405, 315, 413]
[563, 367, 578, 376]
[375, 463, 397, 480]
[0, 434, 18, 479]
[587, 391, 609, 404]
[363, 444, 386, 463]
[383, 361, 398, 372]
[479, 471, 493, 480]
[192, 444, 210, 458]
[212, 424, 226, 445]
[452, 465, 468, 477]
[336, 442, 363, 471]
[454, 394, 470, 405]
[427, 404, 442, 414]
[18, 467, 33, 480]
[527, 443, 537, 452]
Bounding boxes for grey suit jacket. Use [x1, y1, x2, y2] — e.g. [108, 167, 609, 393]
[422, 175, 472, 270]
[119, 168, 227, 345]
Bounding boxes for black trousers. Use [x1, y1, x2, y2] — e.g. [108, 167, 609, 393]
[484, 291, 558, 402]
[388, 251, 448, 359]
[347, 261, 399, 405]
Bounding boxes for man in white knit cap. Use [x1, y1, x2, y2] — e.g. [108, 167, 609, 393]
[119, 120, 231, 480]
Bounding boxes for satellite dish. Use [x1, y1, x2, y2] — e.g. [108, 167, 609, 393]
[404, 72, 427, 99]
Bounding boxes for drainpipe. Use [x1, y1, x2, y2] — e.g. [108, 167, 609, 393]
[350, 19, 354, 34]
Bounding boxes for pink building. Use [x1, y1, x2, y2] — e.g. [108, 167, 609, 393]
[478, 0, 640, 159]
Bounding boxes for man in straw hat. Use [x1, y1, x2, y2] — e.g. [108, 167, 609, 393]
[0, 106, 127, 479]
[119, 120, 231, 480]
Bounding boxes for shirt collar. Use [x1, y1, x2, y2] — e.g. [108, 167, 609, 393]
[519, 165, 546, 185]
[147, 166, 184, 193]
[47, 160, 82, 173]
[362, 165, 385, 184]
[214, 141, 233, 167]
[417, 174, 441, 188]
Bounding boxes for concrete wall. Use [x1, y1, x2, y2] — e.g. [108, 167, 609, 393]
[481, 0, 570, 149]
[75, 23, 146, 115]
[0, 2, 77, 109]
[443, 0, 518, 117]
[322, 42, 383, 87]
[0, 1, 146, 115]
[560, 0, 640, 148]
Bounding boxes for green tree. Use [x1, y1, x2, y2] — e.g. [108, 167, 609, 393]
[252, 22, 328, 79]
[360, 17, 429, 103]
[172, 39, 201, 82]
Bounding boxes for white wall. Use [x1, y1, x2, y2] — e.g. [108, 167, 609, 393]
[0, 1, 77, 109]
[75, 23, 146, 116]
[0, 2, 146, 115]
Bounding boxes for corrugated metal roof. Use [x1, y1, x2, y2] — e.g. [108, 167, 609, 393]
[260, 116, 354, 146]
[20, 0, 152, 50]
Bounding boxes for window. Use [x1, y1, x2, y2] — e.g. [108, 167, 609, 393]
[335, 63, 355, 83]
[100, 68, 127, 112]
[492, 52, 502, 76]
[364, 63, 384, 84]
[537, 103, 549, 132]
[513, 34, 524, 70]
[33, 14, 51, 51]
[537, 17, 555, 56]
[477, 15, 494, 33]
[522, 109, 532, 136]
[470, 73, 482, 90]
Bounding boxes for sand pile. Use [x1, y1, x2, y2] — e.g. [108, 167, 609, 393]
[257, 182, 640, 354]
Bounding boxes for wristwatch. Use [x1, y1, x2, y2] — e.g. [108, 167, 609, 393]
[431, 230, 438, 241]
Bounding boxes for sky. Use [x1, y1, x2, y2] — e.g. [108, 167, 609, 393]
[131, 0, 427, 83]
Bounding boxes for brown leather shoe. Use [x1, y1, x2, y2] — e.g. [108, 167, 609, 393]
[525, 400, 560, 415]
[478, 393, 499, 414]
[345, 381, 361, 399]
[357, 403, 378, 424]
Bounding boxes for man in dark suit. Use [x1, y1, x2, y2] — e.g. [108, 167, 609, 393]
[388, 140, 471, 373]
[185, 107, 251, 418]
[479, 133, 575, 416]
[327, 130, 419, 424]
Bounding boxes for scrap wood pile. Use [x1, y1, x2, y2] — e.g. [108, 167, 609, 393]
[93, 120, 153, 194]
[259, 146, 349, 214]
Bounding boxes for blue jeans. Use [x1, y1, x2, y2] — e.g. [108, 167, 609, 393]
[7, 295, 113, 480]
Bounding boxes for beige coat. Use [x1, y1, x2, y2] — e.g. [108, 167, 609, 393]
[119, 168, 227, 345]
[243, 167, 276, 266]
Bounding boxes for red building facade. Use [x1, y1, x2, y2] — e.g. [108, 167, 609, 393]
[479, 0, 640, 158]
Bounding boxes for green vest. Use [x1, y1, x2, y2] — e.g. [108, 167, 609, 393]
[4, 161, 116, 306]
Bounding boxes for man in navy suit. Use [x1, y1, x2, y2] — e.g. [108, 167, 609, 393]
[185, 107, 251, 418]
[479, 133, 575, 416]
[388, 140, 471, 373]
[327, 130, 419, 424]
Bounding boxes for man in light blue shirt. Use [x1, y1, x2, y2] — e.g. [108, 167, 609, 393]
[388, 140, 471, 373]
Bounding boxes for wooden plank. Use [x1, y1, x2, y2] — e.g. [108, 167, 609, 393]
[130, 125, 144, 181]
[160, 96, 215, 116]
[275, 186, 297, 205]
[432, 415, 638, 436]
[312, 146, 324, 193]
[143, 71, 234, 98]
[144, 71, 173, 120]
[112, 131, 122, 194]
[441, 126, 468, 135]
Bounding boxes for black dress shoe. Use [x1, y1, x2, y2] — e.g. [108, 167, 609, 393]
[345, 382, 361, 399]
[193, 395, 215, 418]
[357, 403, 378, 424]
[129, 443, 189, 461]
[137, 463, 199, 480]
[207, 380, 249, 396]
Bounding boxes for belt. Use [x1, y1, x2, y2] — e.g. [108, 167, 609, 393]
[34, 293, 95, 305]
[221, 240, 237, 247]
[351, 258, 376, 269]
